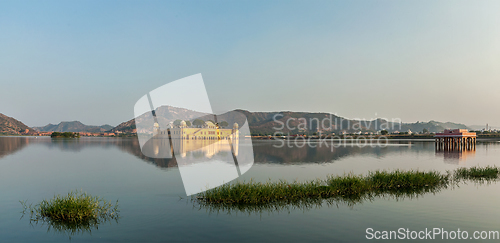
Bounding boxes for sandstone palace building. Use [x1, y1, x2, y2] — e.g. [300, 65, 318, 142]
[155, 120, 239, 141]
[149, 120, 240, 158]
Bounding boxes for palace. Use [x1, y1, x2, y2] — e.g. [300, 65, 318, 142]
[155, 120, 239, 141]
[150, 120, 240, 158]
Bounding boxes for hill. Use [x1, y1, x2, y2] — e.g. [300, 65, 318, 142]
[33, 121, 113, 133]
[109, 108, 349, 134]
[109, 106, 471, 135]
[109, 119, 136, 133]
[468, 124, 499, 131]
[0, 113, 37, 135]
[109, 105, 208, 133]
[400, 120, 469, 133]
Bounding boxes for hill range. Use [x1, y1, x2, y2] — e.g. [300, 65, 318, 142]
[33, 121, 113, 133]
[0, 107, 481, 136]
[108, 106, 472, 135]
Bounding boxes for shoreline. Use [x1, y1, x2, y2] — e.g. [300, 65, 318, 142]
[2, 134, 500, 141]
[251, 135, 500, 141]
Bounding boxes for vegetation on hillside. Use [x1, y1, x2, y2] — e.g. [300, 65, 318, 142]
[51, 132, 80, 138]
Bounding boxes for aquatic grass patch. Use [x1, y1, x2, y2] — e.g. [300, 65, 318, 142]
[197, 179, 334, 205]
[454, 166, 500, 181]
[196, 167, 500, 208]
[368, 170, 449, 193]
[196, 169, 451, 206]
[325, 173, 371, 201]
[198, 196, 327, 215]
[20, 190, 119, 237]
[326, 174, 369, 194]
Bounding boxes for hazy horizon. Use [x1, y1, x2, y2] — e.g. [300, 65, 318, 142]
[1, 0, 499, 128]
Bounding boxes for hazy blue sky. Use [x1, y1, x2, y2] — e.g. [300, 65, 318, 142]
[1, 0, 499, 127]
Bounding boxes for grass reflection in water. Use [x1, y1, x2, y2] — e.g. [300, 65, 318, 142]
[194, 166, 499, 214]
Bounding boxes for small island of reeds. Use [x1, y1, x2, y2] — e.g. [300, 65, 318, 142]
[21, 190, 119, 237]
[195, 166, 500, 208]
[50, 132, 80, 138]
[454, 166, 500, 181]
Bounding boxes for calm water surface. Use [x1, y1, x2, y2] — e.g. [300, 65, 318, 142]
[1, 137, 500, 242]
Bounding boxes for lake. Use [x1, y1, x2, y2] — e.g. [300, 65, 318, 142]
[1, 136, 500, 242]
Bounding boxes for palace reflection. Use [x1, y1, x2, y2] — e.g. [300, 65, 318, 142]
[143, 136, 239, 162]
[140, 120, 241, 163]
[436, 149, 476, 165]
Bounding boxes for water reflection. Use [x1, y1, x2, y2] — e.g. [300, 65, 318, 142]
[436, 149, 476, 165]
[23, 214, 119, 240]
[433, 141, 500, 164]
[2, 137, 500, 168]
[252, 140, 440, 164]
[142, 137, 239, 164]
[0, 137, 179, 167]
[0, 136, 32, 159]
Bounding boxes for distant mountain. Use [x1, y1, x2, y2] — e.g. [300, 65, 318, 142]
[1, 107, 477, 136]
[401, 120, 469, 133]
[234, 110, 345, 134]
[213, 110, 470, 134]
[33, 121, 113, 133]
[109, 107, 348, 134]
[234, 112, 470, 134]
[0, 113, 37, 135]
[468, 125, 499, 131]
[109, 119, 135, 133]
[109, 105, 208, 133]
[109, 106, 474, 135]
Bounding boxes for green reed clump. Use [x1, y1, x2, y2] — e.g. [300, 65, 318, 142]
[21, 190, 119, 237]
[368, 170, 449, 191]
[326, 174, 371, 199]
[197, 170, 450, 205]
[454, 166, 500, 181]
[195, 167, 500, 214]
[198, 179, 334, 204]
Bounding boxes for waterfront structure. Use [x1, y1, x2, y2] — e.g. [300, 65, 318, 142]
[150, 120, 240, 158]
[155, 120, 238, 141]
[435, 129, 476, 151]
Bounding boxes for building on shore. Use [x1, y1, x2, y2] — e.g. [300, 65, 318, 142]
[435, 129, 476, 151]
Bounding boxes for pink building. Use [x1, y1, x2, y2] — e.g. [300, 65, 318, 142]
[435, 129, 476, 151]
